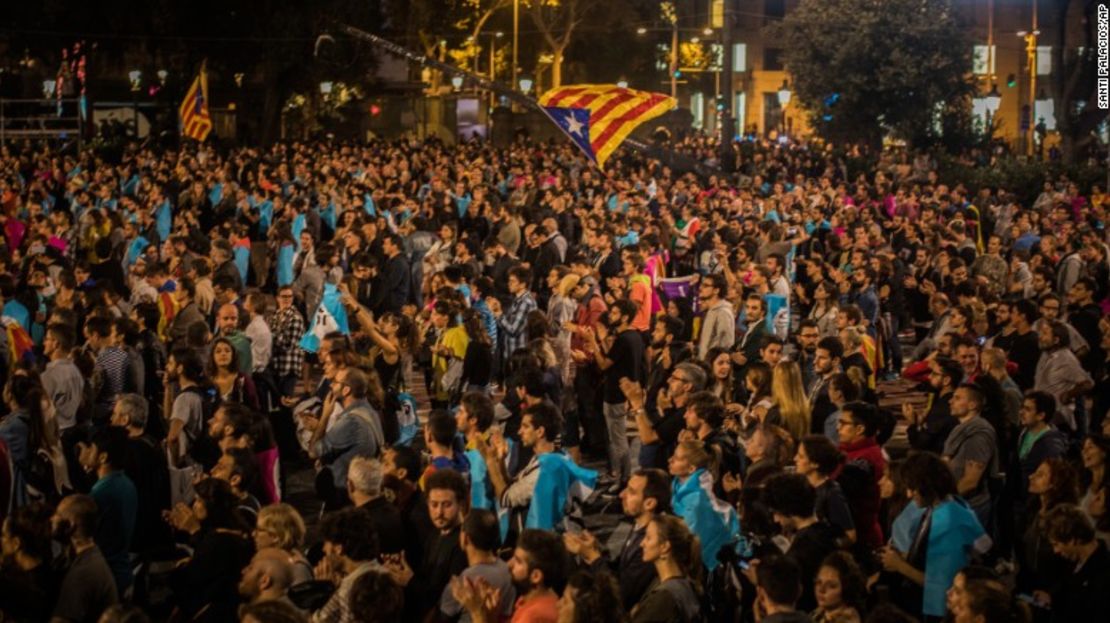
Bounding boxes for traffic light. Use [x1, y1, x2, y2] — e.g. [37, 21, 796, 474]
[1006, 73, 1017, 88]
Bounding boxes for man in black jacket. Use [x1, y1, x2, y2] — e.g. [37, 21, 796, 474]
[347, 456, 405, 557]
[380, 233, 411, 314]
[564, 468, 670, 609]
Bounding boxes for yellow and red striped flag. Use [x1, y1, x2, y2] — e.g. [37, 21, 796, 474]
[179, 61, 213, 142]
[537, 84, 675, 169]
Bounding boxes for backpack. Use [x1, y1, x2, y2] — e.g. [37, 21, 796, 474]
[393, 391, 419, 446]
[24, 446, 64, 505]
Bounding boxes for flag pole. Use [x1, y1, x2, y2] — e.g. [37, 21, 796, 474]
[336, 24, 719, 176]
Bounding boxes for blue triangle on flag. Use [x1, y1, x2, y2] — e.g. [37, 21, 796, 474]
[544, 106, 595, 162]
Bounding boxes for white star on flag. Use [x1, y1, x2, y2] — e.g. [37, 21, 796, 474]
[565, 114, 585, 136]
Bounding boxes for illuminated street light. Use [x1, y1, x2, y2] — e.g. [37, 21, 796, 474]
[451, 75, 464, 91]
[128, 70, 142, 91]
[617, 78, 629, 89]
[636, 27, 647, 35]
[42, 80, 56, 99]
[518, 75, 533, 95]
[777, 80, 792, 106]
[157, 69, 168, 85]
[984, 84, 1002, 116]
[319, 81, 333, 95]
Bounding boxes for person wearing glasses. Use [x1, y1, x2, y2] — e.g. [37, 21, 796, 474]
[904, 356, 962, 456]
[836, 401, 886, 550]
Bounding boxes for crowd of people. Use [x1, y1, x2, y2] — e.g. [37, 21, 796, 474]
[0, 133, 1107, 623]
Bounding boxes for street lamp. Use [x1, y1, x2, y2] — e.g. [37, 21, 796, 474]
[984, 84, 1002, 117]
[636, 26, 648, 35]
[128, 70, 142, 92]
[617, 78, 629, 89]
[518, 75, 533, 95]
[319, 81, 333, 95]
[157, 69, 168, 85]
[451, 75, 464, 91]
[42, 79, 56, 99]
[777, 80, 792, 106]
[703, 27, 714, 36]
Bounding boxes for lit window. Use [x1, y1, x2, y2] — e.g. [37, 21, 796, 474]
[1035, 97, 1056, 130]
[691, 92, 705, 129]
[733, 44, 747, 72]
[973, 45, 996, 75]
[735, 92, 746, 132]
[1036, 46, 1052, 75]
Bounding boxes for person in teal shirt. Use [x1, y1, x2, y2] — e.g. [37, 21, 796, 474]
[82, 427, 139, 595]
[880, 452, 990, 620]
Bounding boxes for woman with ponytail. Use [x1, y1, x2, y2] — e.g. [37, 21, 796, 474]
[0, 373, 67, 505]
[631, 514, 703, 623]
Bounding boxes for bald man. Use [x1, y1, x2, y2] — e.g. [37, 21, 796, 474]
[215, 303, 253, 373]
[238, 547, 297, 606]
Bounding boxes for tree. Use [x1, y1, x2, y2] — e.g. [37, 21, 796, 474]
[527, 0, 593, 88]
[1048, 0, 1108, 163]
[769, 0, 975, 148]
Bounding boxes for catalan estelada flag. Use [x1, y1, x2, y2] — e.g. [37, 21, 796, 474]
[5, 322, 33, 367]
[179, 61, 213, 142]
[538, 85, 675, 169]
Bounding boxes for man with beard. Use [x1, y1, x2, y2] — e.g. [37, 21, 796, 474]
[51, 495, 120, 622]
[312, 507, 383, 623]
[238, 548, 297, 607]
[807, 337, 844, 435]
[696, 273, 735, 360]
[584, 300, 643, 487]
[563, 468, 670, 609]
[905, 356, 962, 455]
[1034, 320, 1093, 434]
[409, 469, 469, 622]
[505, 529, 569, 623]
[620, 363, 706, 471]
[793, 319, 822, 390]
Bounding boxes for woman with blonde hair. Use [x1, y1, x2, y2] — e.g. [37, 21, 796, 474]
[547, 271, 580, 387]
[253, 503, 314, 584]
[770, 361, 810, 442]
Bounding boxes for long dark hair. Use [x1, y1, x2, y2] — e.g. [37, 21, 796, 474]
[193, 477, 246, 533]
[460, 308, 490, 347]
[206, 337, 241, 377]
[5, 374, 54, 452]
[652, 514, 704, 585]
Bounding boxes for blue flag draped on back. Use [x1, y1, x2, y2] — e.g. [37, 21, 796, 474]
[121, 174, 140, 197]
[319, 202, 337, 232]
[126, 236, 150, 266]
[155, 200, 172, 242]
[525, 453, 597, 531]
[299, 283, 350, 353]
[672, 469, 740, 571]
[208, 182, 223, 207]
[765, 293, 789, 338]
[363, 193, 376, 217]
[276, 243, 295, 287]
[258, 200, 274, 234]
[233, 240, 250, 283]
[918, 499, 990, 617]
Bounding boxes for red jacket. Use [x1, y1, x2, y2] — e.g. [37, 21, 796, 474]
[837, 436, 886, 549]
